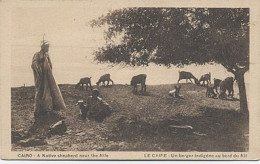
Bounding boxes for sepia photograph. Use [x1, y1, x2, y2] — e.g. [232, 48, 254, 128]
[1, 0, 260, 160]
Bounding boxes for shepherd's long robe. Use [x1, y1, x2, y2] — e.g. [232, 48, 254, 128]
[31, 51, 66, 115]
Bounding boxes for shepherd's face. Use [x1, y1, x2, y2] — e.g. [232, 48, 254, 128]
[92, 94, 98, 99]
[42, 45, 49, 52]
[92, 91, 99, 99]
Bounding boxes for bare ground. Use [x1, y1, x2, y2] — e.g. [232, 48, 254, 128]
[11, 83, 248, 151]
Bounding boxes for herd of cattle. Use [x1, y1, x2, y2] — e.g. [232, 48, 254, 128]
[177, 71, 235, 99]
[75, 71, 236, 100]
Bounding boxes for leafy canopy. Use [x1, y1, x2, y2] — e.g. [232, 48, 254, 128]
[90, 8, 249, 73]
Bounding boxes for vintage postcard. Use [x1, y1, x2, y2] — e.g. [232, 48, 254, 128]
[0, 0, 259, 160]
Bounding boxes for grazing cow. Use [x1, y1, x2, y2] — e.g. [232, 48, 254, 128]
[218, 77, 234, 99]
[130, 74, 147, 93]
[96, 74, 114, 86]
[213, 78, 222, 94]
[198, 73, 211, 86]
[75, 77, 92, 90]
[177, 71, 198, 84]
[169, 85, 181, 97]
[206, 86, 217, 98]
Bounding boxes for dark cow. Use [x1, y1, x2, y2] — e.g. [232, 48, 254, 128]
[130, 74, 147, 93]
[218, 77, 234, 99]
[75, 77, 92, 90]
[198, 73, 211, 86]
[213, 78, 222, 94]
[177, 71, 198, 84]
[96, 74, 114, 86]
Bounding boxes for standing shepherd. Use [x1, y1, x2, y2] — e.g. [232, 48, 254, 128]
[31, 38, 66, 120]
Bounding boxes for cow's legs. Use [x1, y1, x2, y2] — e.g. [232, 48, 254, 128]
[89, 82, 92, 90]
[219, 89, 227, 99]
[228, 89, 234, 97]
[133, 85, 137, 92]
[81, 84, 84, 90]
[216, 88, 219, 94]
[214, 86, 219, 94]
[219, 91, 223, 99]
[140, 83, 146, 92]
[110, 80, 114, 85]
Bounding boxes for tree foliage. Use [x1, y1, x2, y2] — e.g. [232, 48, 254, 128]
[90, 8, 249, 71]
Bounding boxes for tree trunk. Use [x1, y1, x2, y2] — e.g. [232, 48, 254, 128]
[235, 72, 249, 137]
[236, 73, 249, 116]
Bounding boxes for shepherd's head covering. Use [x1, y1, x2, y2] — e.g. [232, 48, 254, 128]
[41, 40, 49, 49]
[41, 34, 49, 49]
[92, 89, 99, 96]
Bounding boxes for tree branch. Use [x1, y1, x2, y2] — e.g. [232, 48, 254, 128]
[221, 63, 235, 74]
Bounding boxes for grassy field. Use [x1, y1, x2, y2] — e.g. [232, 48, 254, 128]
[11, 83, 248, 151]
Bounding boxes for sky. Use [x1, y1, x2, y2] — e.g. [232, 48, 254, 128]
[11, 6, 246, 87]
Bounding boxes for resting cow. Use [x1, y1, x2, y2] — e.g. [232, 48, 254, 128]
[130, 74, 147, 93]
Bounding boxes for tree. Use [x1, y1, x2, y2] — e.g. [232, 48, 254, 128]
[90, 8, 249, 114]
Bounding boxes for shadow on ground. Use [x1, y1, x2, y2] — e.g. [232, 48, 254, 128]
[133, 91, 152, 96]
[108, 107, 248, 152]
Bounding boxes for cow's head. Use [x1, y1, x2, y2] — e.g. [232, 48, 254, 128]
[194, 78, 200, 85]
[130, 79, 134, 86]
